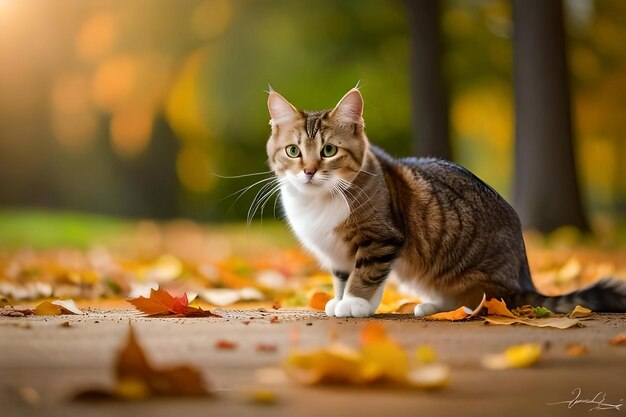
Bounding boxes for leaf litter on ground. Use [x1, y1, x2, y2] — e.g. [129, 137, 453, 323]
[283, 322, 449, 389]
[75, 327, 212, 400]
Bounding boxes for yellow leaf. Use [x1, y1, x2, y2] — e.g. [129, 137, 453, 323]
[395, 301, 418, 314]
[35, 301, 62, 316]
[360, 339, 408, 383]
[569, 305, 592, 318]
[483, 298, 516, 318]
[35, 299, 83, 316]
[415, 346, 437, 365]
[482, 344, 541, 370]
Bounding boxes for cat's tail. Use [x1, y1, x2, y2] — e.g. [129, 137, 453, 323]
[508, 278, 626, 313]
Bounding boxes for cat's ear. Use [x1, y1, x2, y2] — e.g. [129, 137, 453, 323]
[330, 88, 364, 126]
[268, 90, 298, 127]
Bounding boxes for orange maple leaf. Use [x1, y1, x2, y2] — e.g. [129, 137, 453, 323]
[128, 288, 221, 318]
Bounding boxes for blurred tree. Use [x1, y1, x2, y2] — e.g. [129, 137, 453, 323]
[407, 0, 451, 160]
[512, 0, 589, 232]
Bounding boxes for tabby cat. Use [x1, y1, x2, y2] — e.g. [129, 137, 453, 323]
[266, 87, 626, 317]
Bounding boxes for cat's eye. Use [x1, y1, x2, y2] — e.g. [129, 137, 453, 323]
[321, 144, 338, 158]
[286, 145, 301, 158]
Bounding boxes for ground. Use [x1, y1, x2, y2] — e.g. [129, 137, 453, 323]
[2, 309, 626, 417]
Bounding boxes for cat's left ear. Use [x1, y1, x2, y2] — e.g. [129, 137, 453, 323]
[330, 88, 364, 126]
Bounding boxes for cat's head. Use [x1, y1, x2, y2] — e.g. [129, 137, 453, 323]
[266, 88, 368, 195]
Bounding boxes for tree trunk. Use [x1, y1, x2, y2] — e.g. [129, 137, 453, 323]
[407, 0, 451, 161]
[512, 0, 589, 233]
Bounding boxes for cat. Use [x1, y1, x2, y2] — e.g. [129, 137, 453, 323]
[266, 86, 626, 317]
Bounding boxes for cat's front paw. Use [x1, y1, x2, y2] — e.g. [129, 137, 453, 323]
[324, 298, 340, 317]
[413, 303, 442, 317]
[334, 296, 375, 318]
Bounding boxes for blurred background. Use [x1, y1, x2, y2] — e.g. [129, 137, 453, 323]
[0, 0, 625, 242]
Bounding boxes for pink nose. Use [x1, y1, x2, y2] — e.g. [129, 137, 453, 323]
[303, 168, 317, 176]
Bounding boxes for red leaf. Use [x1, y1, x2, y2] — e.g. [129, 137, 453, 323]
[127, 288, 221, 318]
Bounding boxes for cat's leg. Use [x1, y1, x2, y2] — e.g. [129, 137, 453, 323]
[325, 270, 349, 316]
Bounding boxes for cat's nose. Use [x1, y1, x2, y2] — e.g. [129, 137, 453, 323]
[303, 168, 317, 177]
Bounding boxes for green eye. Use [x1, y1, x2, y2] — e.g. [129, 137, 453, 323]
[321, 144, 338, 158]
[286, 145, 301, 158]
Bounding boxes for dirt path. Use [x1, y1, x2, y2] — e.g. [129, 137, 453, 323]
[1, 310, 626, 417]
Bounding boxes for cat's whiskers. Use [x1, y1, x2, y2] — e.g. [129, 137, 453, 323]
[246, 178, 286, 229]
[247, 178, 280, 225]
[219, 176, 277, 215]
[211, 170, 274, 179]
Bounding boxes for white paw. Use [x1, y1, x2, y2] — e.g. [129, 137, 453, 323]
[334, 296, 375, 318]
[324, 298, 340, 317]
[414, 303, 441, 317]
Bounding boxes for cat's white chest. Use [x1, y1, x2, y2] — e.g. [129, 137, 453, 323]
[281, 185, 353, 271]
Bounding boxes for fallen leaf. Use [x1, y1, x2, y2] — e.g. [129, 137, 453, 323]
[250, 389, 277, 405]
[215, 340, 238, 350]
[75, 327, 212, 400]
[18, 386, 40, 405]
[59, 321, 71, 328]
[482, 344, 542, 370]
[309, 291, 332, 311]
[35, 299, 83, 316]
[565, 343, 588, 356]
[610, 333, 626, 346]
[128, 288, 220, 318]
[269, 315, 280, 324]
[284, 324, 449, 389]
[256, 343, 278, 353]
[0, 296, 12, 308]
[360, 322, 387, 345]
[483, 298, 516, 318]
[272, 301, 282, 310]
[407, 364, 450, 389]
[484, 315, 581, 329]
[425, 294, 485, 321]
[569, 305, 592, 318]
[426, 306, 472, 321]
[415, 346, 437, 365]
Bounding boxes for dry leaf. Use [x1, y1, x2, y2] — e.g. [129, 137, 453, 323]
[569, 305, 592, 318]
[309, 291, 332, 311]
[565, 343, 588, 356]
[482, 344, 542, 370]
[215, 340, 238, 350]
[415, 346, 437, 365]
[272, 301, 282, 310]
[483, 298, 516, 318]
[426, 306, 472, 321]
[425, 294, 485, 321]
[0, 296, 12, 308]
[76, 327, 211, 400]
[284, 323, 449, 389]
[250, 389, 277, 405]
[484, 315, 581, 329]
[35, 299, 83, 316]
[610, 333, 626, 346]
[128, 288, 220, 318]
[256, 342, 278, 352]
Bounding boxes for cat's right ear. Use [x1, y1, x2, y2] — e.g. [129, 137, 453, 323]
[268, 91, 298, 128]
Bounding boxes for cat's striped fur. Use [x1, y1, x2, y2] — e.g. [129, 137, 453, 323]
[267, 87, 626, 317]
